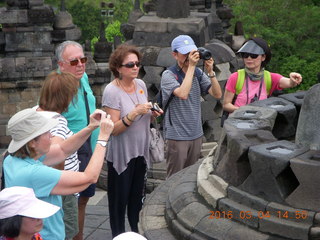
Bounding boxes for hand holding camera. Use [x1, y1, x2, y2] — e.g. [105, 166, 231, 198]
[150, 102, 163, 118]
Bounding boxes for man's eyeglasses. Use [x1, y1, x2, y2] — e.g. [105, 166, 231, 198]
[67, 57, 88, 66]
[240, 53, 259, 59]
[121, 61, 141, 68]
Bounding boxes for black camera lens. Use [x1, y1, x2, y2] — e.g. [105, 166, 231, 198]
[198, 47, 212, 60]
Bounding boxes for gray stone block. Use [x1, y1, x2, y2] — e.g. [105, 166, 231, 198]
[156, 47, 176, 67]
[27, 6, 55, 24]
[135, 16, 168, 33]
[240, 140, 308, 203]
[229, 105, 278, 130]
[139, 46, 162, 67]
[0, 9, 28, 24]
[259, 214, 310, 240]
[52, 28, 82, 42]
[156, 0, 190, 19]
[227, 186, 268, 212]
[215, 129, 276, 186]
[5, 32, 53, 52]
[286, 151, 320, 211]
[249, 97, 297, 139]
[142, 66, 163, 87]
[296, 84, 320, 150]
[218, 197, 260, 228]
[133, 31, 177, 47]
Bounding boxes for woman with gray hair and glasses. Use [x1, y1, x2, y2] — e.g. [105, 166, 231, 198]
[2, 108, 114, 240]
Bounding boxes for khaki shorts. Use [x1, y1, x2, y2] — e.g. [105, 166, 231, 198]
[62, 194, 79, 239]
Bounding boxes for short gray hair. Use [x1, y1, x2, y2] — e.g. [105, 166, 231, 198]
[55, 40, 83, 62]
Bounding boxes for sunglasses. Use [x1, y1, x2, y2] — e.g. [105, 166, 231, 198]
[121, 61, 141, 68]
[68, 57, 88, 66]
[241, 53, 259, 59]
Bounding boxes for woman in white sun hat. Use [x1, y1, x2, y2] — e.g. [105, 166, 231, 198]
[0, 186, 60, 240]
[2, 108, 114, 240]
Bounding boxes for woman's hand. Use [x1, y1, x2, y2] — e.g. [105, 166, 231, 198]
[99, 113, 114, 140]
[150, 102, 164, 118]
[88, 109, 105, 131]
[133, 102, 152, 116]
[289, 72, 302, 87]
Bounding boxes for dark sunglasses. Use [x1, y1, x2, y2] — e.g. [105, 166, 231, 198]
[240, 53, 259, 59]
[121, 61, 141, 68]
[68, 57, 88, 66]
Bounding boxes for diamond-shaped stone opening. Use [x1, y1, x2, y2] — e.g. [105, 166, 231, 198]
[276, 165, 299, 198]
[148, 83, 159, 100]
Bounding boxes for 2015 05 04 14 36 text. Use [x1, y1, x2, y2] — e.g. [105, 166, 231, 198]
[208, 210, 308, 220]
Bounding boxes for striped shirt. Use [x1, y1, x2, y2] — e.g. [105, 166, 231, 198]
[161, 68, 211, 141]
[37, 111, 79, 172]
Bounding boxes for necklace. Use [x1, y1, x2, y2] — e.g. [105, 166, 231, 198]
[117, 79, 140, 106]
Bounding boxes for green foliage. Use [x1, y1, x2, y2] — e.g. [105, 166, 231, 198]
[106, 20, 124, 42]
[67, 2, 101, 44]
[224, 0, 320, 91]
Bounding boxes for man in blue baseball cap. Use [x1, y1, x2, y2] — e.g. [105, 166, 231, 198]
[160, 35, 222, 178]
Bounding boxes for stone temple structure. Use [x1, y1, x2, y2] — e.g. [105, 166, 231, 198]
[140, 81, 320, 239]
[0, 0, 239, 189]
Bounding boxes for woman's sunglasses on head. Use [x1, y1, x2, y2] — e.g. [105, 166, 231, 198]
[68, 57, 88, 66]
[240, 53, 259, 59]
[121, 61, 141, 68]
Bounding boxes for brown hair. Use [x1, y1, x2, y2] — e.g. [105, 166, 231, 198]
[109, 44, 142, 78]
[39, 71, 79, 113]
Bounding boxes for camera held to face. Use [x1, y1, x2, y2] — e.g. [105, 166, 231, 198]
[198, 47, 212, 60]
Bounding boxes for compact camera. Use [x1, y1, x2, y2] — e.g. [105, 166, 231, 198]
[151, 102, 161, 112]
[198, 47, 212, 60]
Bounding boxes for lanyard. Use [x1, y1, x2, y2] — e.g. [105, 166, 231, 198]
[245, 75, 264, 104]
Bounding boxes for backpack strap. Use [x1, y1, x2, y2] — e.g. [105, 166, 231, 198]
[236, 69, 272, 96]
[164, 65, 202, 125]
[236, 69, 246, 95]
[264, 70, 272, 96]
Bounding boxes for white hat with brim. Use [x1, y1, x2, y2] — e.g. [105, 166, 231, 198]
[171, 35, 197, 54]
[113, 232, 147, 240]
[7, 108, 59, 153]
[0, 186, 60, 219]
[237, 40, 265, 55]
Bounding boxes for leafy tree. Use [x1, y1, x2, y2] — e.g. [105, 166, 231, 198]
[224, 0, 320, 91]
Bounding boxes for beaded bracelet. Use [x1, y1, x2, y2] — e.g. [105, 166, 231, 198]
[122, 117, 130, 127]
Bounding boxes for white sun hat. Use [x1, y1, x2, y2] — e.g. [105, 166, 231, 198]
[0, 186, 60, 219]
[6, 108, 58, 153]
[113, 232, 147, 240]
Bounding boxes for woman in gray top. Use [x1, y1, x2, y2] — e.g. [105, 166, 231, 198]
[102, 44, 161, 238]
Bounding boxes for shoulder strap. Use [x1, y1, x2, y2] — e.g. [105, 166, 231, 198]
[236, 69, 246, 95]
[263, 70, 272, 96]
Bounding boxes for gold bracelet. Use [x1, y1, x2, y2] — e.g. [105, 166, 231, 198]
[126, 114, 134, 122]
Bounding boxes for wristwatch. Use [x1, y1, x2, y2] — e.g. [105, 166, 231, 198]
[208, 72, 216, 78]
[96, 140, 108, 147]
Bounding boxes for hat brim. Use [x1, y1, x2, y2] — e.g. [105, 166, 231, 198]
[237, 40, 265, 55]
[20, 197, 60, 219]
[176, 45, 197, 54]
[8, 118, 59, 153]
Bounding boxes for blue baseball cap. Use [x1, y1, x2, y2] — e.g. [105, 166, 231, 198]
[171, 35, 197, 54]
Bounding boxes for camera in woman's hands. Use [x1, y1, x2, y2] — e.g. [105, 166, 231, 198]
[151, 103, 161, 112]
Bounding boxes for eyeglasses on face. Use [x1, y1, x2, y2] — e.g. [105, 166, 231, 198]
[121, 61, 141, 68]
[67, 57, 88, 66]
[240, 53, 259, 59]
